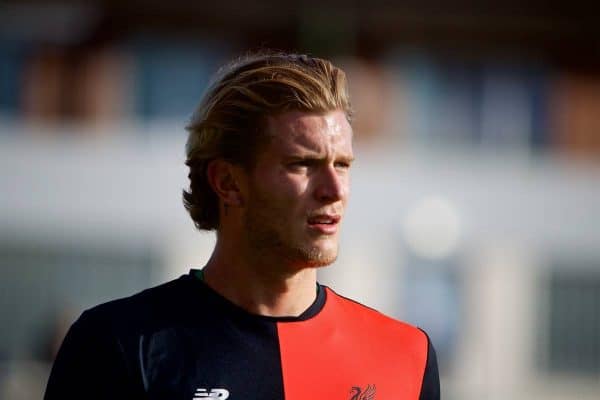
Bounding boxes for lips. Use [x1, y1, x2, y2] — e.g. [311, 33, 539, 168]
[307, 214, 341, 225]
[307, 214, 341, 234]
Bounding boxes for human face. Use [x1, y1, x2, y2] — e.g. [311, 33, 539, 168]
[242, 109, 353, 268]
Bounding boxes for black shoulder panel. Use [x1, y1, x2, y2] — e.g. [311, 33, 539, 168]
[418, 328, 441, 400]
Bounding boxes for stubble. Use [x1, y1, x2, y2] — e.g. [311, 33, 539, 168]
[243, 196, 338, 268]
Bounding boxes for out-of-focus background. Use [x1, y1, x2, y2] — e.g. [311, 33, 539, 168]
[1, 1, 600, 399]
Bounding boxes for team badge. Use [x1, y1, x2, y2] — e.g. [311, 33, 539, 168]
[349, 384, 376, 400]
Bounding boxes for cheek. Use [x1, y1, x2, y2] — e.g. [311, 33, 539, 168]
[253, 173, 306, 209]
[343, 176, 351, 200]
[272, 170, 308, 197]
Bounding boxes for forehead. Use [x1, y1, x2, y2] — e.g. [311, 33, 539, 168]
[264, 110, 353, 154]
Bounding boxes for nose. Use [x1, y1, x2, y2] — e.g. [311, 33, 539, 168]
[314, 165, 347, 203]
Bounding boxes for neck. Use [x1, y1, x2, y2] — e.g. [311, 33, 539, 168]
[201, 236, 318, 317]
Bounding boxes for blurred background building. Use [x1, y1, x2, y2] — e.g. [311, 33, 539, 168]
[1, 1, 600, 399]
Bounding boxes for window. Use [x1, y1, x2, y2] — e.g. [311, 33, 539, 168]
[540, 267, 600, 375]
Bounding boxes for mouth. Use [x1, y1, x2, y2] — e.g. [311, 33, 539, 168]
[307, 214, 341, 234]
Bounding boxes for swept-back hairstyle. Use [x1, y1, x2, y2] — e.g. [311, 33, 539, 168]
[183, 51, 353, 231]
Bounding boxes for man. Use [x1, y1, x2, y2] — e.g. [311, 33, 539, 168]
[45, 51, 440, 400]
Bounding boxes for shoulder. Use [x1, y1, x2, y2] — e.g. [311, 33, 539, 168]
[319, 285, 439, 397]
[323, 286, 429, 351]
[74, 274, 195, 335]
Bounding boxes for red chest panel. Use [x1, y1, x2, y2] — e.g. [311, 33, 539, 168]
[277, 288, 428, 400]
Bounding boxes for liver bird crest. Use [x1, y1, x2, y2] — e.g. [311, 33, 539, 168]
[349, 384, 376, 400]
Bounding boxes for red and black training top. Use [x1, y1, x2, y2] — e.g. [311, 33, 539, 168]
[45, 270, 440, 400]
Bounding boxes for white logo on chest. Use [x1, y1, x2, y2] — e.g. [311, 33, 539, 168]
[193, 388, 230, 399]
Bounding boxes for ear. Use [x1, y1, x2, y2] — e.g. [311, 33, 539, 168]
[206, 159, 245, 207]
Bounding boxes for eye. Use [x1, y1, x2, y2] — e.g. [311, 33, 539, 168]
[288, 158, 319, 168]
[287, 160, 311, 171]
[335, 161, 351, 170]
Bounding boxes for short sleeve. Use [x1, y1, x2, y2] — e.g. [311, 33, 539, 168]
[44, 311, 136, 400]
[418, 329, 440, 400]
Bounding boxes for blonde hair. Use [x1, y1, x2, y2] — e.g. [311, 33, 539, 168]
[183, 51, 353, 231]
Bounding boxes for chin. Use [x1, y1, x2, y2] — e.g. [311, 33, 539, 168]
[310, 256, 337, 268]
[298, 243, 338, 268]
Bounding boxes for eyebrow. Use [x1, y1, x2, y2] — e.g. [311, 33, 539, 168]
[284, 154, 355, 163]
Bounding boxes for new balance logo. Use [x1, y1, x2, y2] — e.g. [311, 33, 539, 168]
[193, 388, 230, 399]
